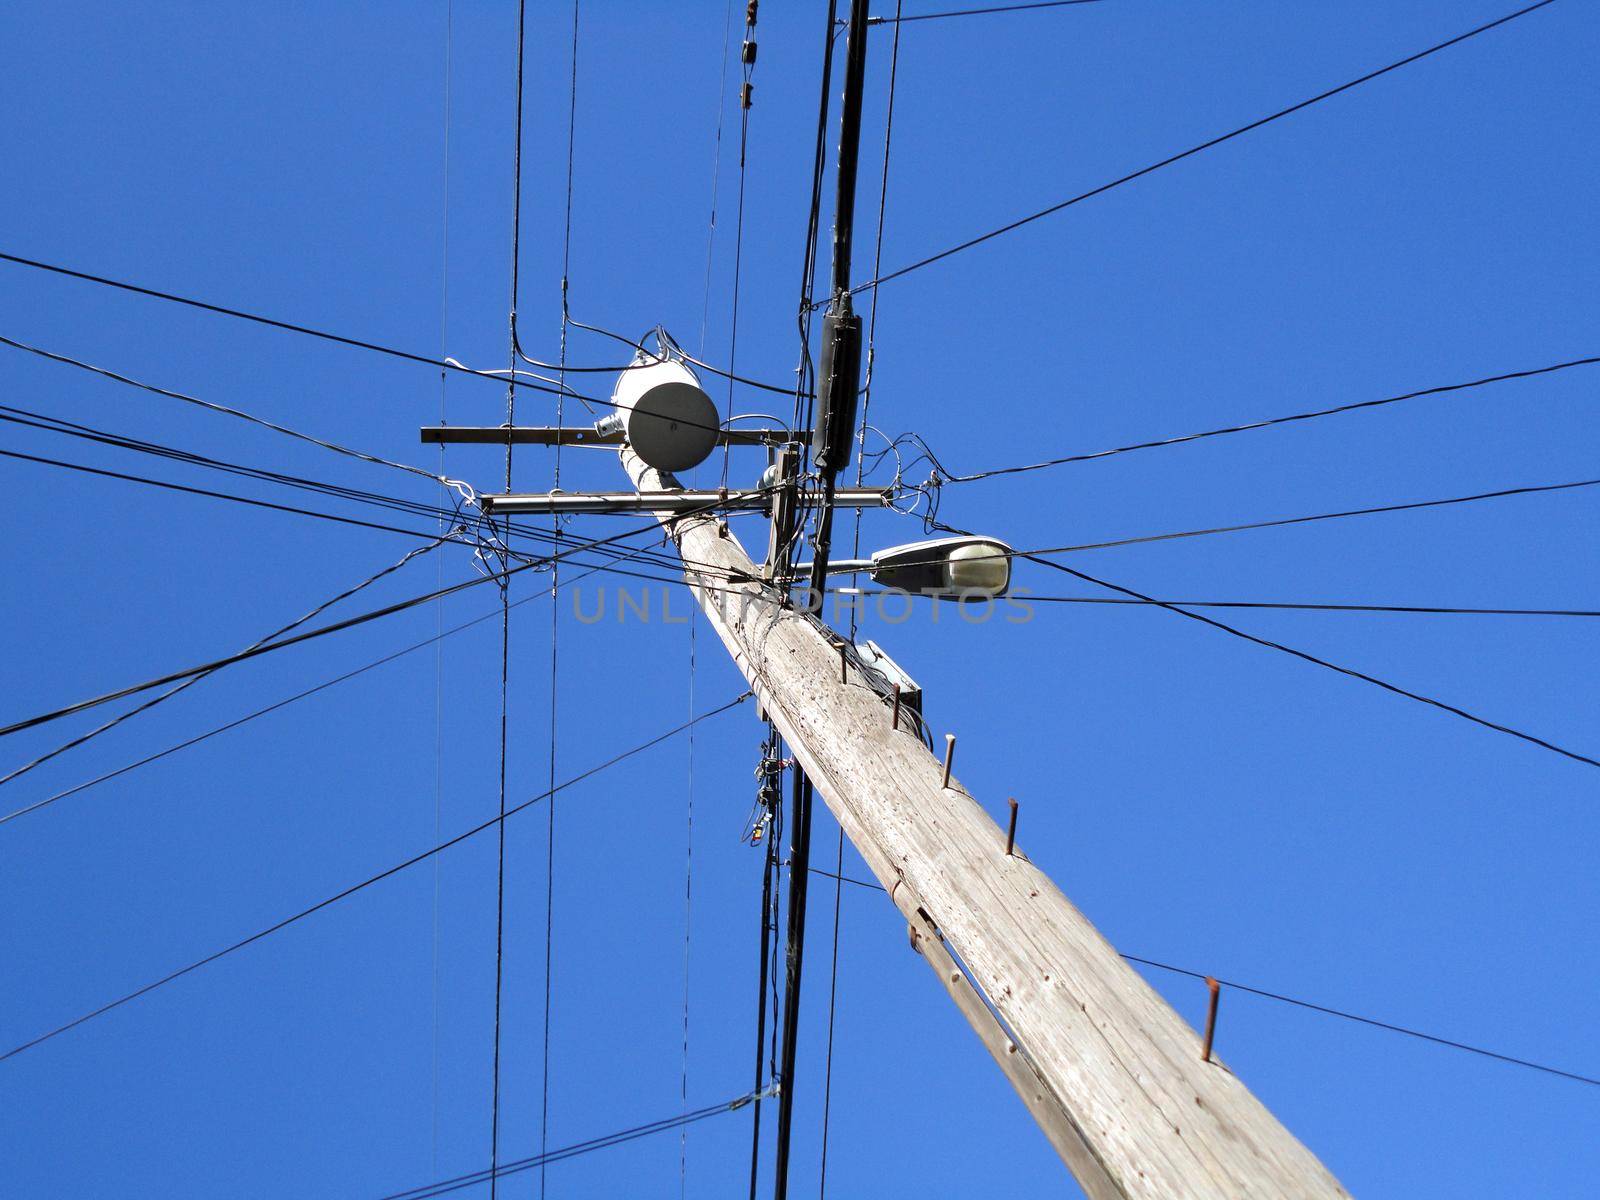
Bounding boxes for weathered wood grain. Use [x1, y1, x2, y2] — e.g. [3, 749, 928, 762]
[622, 450, 1350, 1199]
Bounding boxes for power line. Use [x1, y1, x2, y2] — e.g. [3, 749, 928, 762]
[822, 3, 905, 1188]
[2, 408, 776, 596]
[0, 496, 759, 740]
[544, 3, 582, 1192]
[1120, 955, 1600, 1090]
[1017, 550, 1600, 770]
[805, 867, 1598, 1088]
[0, 333, 460, 491]
[868, 0, 1104, 24]
[0, 535, 453, 789]
[977, 594, 1600, 618]
[373, 1088, 769, 1200]
[941, 354, 1600, 484]
[0, 402, 714, 577]
[488, 0, 533, 1185]
[1026, 477, 1600, 555]
[0, 251, 595, 401]
[0, 694, 752, 1064]
[0, 446, 461, 544]
[852, 0, 1559, 293]
[0, 559, 625, 829]
[0, 253, 796, 404]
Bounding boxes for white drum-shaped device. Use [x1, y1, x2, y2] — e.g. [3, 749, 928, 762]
[610, 359, 719, 473]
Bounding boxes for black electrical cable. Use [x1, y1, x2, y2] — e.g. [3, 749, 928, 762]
[0, 253, 599, 399]
[0, 426, 727, 595]
[853, 0, 1560, 293]
[0, 333, 451, 485]
[1018, 551, 1600, 770]
[0, 274, 750, 441]
[2, 409, 781, 599]
[0, 409, 731, 580]
[0, 562, 619, 829]
[0, 535, 454, 789]
[0, 446, 457, 543]
[543, 3, 582, 1189]
[0, 256, 795, 400]
[0, 694, 752, 1064]
[1026, 477, 1600, 555]
[1120, 955, 1600, 1089]
[374, 1089, 767, 1200]
[820, 4, 904, 1188]
[800, 867, 1598, 1088]
[489, 1, 532, 1186]
[868, 0, 1104, 23]
[942, 354, 1600, 484]
[982, 594, 1600, 617]
[0, 491, 770, 740]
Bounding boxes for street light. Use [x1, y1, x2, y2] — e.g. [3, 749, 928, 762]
[802, 535, 1013, 600]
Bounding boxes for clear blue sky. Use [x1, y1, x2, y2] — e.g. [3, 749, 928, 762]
[2, 2, 1596, 1196]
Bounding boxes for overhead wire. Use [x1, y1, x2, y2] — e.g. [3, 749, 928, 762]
[0, 253, 796, 403]
[431, 0, 454, 1175]
[1023, 477, 1600, 556]
[0, 694, 754, 1064]
[938, 353, 1600, 484]
[0, 559, 626, 829]
[373, 1088, 772, 1200]
[801, 868, 1597, 1088]
[850, 0, 1560, 294]
[821, 3, 903, 1189]
[867, 0, 1104, 22]
[0, 409, 730, 582]
[868, 592, 1600, 618]
[0, 492, 774, 740]
[0, 253, 600, 398]
[542, 3, 583, 1189]
[0, 333, 475, 501]
[1010, 547, 1600, 770]
[684, 2, 736, 1187]
[0, 534, 455, 789]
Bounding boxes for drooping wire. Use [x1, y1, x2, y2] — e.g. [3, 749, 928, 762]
[717, 0, 759, 491]
[1023, 477, 1600, 556]
[937, 353, 1600, 485]
[431, 0, 454, 1177]
[851, 0, 1559, 294]
[0, 407, 740, 580]
[1005, 544, 1600, 771]
[0, 333, 476, 503]
[0, 488, 772, 741]
[746, 724, 786, 1200]
[867, 0, 1104, 22]
[0, 252, 799, 408]
[541, 5, 582, 1191]
[0, 534, 455, 788]
[488, 1, 534, 1189]
[804, 867, 1599, 1089]
[820, 3, 903, 1189]
[853, 591, 1600, 618]
[785, 0, 844, 573]
[375, 1088, 773, 1200]
[0, 695, 754, 1065]
[0, 555, 634, 829]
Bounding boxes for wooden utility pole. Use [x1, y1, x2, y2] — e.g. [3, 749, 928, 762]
[615, 447, 1350, 1199]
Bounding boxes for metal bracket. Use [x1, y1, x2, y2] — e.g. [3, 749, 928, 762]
[419, 425, 796, 447]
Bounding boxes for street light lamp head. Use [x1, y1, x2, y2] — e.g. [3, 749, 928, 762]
[868, 536, 1013, 600]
